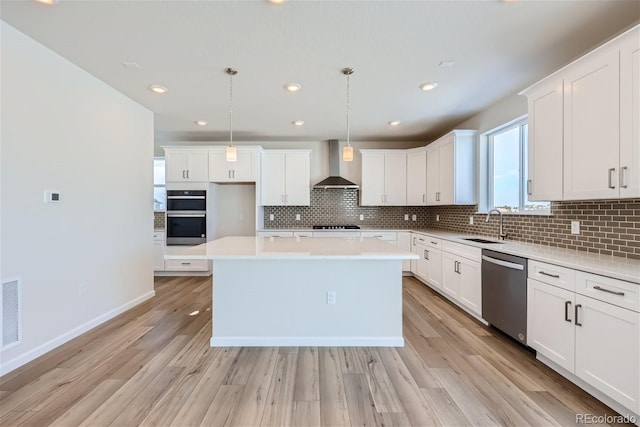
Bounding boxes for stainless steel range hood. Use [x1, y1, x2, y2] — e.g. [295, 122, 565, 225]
[313, 140, 359, 189]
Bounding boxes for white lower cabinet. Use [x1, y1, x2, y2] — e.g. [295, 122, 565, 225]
[441, 242, 482, 317]
[416, 243, 442, 290]
[397, 231, 411, 272]
[153, 231, 165, 272]
[528, 261, 640, 415]
[164, 259, 209, 272]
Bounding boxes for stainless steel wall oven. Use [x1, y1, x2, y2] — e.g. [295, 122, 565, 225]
[166, 190, 206, 245]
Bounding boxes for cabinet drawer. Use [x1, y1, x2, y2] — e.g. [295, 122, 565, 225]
[361, 231, 397, 241]
[528, 260, 576, 292]
[423, 236, 442, 250]
[257, 231, 294, 238]
[442, 240, 481, 262]
[293, 231, 313, 238]
[576, 271, 639, 313]
[165, 259, 209, 272]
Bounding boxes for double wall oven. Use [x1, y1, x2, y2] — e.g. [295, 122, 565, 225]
[166, 190, 207, 245]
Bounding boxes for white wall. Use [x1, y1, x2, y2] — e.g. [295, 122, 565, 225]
[0, 22, 155, 374]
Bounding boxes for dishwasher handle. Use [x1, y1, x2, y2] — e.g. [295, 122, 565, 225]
[482, 255, 525, 271]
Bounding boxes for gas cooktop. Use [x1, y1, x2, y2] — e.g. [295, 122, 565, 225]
[312, 225, 361, 230]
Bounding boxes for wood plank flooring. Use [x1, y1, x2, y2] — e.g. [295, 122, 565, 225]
[0, 275, 630, 426]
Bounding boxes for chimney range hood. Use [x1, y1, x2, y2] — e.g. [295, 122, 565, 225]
[313, 140, 359, 189]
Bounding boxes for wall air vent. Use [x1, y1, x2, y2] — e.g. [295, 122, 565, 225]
[2, 277, 21, 349]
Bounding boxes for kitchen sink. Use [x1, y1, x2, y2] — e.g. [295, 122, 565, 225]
[462, 237, 503, 244]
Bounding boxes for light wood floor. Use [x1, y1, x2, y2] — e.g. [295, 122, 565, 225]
[0, 276, 629, 426]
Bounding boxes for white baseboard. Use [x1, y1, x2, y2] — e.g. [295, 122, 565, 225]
[0, 290, 155, 376]
[210, 336, 405, 347]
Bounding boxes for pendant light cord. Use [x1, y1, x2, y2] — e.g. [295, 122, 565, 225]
[346, 71, 350, 147]
[229, 70, 234, 146]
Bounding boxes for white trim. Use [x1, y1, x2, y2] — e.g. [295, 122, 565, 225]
[210, 336, 404, 347]
[0, 290, 155, 376]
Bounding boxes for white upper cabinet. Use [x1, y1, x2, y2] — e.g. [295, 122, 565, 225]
[523, 25, 639, 201]
[425, 130, 477, 206]
[360, 150, 407, 206]
[406, 147, 427, 205]
[208, 147, 259, 182]
[524, 78, 564, 201]
[261, 150, 310, 206]
[563, 46, 620, 200]
[619, 28, 640, 198]
[164, 148, 209, 182]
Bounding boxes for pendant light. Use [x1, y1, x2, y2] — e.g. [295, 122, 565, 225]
[342, 67, 354, 162]
[225, 68, 238, 162]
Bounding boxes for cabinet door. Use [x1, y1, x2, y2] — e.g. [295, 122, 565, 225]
[527, 279, 575, 372]
[185, 151, 209, 181]
[284, 153, 310, 206]
[438, 134, 455, 205]
[575, 294, 640, 413]
[458, 258, 481, 316]
[426, 145, 440, 205]
[410, 234, 419, 274]
[208, 151, 230, 182]
[526, 78, 564, 201]
[426, 248, 442, 290]
[384, 152, 407, 205]
[620, 29, 640, 198]
[406, 150, 427, 205]
[153, 240, 165, 271]
[415, 244, 430, 282]
[563, 48, 620, 200]
[397, 232, 412, 272]
[441, 252, 460, 299]
[165, 151, 188, 181]
[231, 151, 256, 181]
[261, 153, 285, 206]
[361, 153, 385, 205]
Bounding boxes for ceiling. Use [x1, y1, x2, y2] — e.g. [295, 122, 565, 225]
[1, 1, 638, 144]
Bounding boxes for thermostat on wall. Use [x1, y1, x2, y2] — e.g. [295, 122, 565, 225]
[44, 190, 60, 203]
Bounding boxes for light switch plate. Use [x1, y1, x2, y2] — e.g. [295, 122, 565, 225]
[404, 214, 409, 221]
[359, 214, 364, 221]
[269, 214, 274, 221]
[436, 215, 440, 222]
[411, 214, 417, 221]
[469, 216, 474, 225]
[295, 213, 301, 221]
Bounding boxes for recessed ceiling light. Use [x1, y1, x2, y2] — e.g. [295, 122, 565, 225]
[284, 83, 302, 92]
[388, 120, 401, 127]
[34, 0, 59, 5]
[292, 120, 305, 126]
[122, 61, 140, 69]
[195, 120, 208, 126]
[267, 0, 286, 4]
[419, 82, 438, 91]
[439, 60, 455, 68]
[149, 84, 168, 94]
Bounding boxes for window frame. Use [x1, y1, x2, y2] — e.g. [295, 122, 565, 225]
[153, 157, 166, 212]
[484, 117, 550, 215]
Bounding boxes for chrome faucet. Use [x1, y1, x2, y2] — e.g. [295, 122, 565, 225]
[486, 209, 507, 240]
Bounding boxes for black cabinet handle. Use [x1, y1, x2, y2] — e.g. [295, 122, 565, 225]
[539, 271, 560, 279]
[593, 285, 625, 296]
[564, 301, 572, 322]
[575, 304, 582, 326]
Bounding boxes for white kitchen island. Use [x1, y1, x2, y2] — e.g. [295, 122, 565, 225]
[165, 236, 418, 347]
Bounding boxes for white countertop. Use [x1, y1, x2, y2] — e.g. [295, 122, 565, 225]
[411, 230, 640, 284]
[165, 236, 419, 261]
[258, 227, 640, 283]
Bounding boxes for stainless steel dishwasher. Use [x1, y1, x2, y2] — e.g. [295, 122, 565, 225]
[481, 249, 528, 344]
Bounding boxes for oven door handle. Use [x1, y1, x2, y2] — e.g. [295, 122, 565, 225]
[167, 196, 206, 200]
[167, 214, 206, 218]
[482, 255, 524, 271]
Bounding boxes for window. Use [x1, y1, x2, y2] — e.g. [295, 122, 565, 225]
[486, 118, 549, 214]
[153, 158, 166, 211]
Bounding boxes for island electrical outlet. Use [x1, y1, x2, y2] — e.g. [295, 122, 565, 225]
[327, 291, 336, 304]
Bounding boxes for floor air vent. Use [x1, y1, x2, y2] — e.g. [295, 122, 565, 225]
[2, 278, 21, 348]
